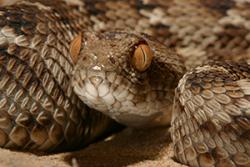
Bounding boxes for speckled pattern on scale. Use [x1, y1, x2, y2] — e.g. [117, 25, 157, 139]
[171, 62, 250, 166]
[0, 0, 118, 152]
[0, 0, 249, 167]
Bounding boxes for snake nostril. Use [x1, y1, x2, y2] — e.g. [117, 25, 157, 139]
[89, 76, 103, 87]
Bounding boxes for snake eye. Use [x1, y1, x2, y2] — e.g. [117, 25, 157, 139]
[70, 33, 82, 64]
[132, 44, 153, 72]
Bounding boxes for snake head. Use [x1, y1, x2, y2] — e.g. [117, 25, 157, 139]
[70, 31, 185, 127]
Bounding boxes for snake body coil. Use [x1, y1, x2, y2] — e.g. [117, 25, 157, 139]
[0, 0, 118, 152]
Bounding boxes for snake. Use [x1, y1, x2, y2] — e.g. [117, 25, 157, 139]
[0, 0, 249, 166]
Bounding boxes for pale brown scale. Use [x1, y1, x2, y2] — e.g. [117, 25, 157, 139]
[201, 90, 214, 99]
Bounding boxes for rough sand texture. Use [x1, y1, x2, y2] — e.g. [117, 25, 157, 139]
[0, 128, 187, 167]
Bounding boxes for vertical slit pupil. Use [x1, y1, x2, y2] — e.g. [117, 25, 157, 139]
[139, 45, 147, 65]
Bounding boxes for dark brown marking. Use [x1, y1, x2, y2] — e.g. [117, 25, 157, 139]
[201, 0, 235, 14]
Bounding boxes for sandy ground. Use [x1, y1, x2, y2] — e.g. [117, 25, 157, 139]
[0, 127, 187, 167]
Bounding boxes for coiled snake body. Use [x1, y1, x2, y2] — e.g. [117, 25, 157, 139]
[0, 0, 250, 167]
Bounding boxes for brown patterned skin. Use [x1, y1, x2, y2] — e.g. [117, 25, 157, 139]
[0, 0, 120, 152]
[0, 0, 250, 167]
[72, 0, 250, 166]
[82, 0, 250, 67]
[171, 62, 250, 167]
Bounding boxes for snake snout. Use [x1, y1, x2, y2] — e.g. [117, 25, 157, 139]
[89, 76, 103, 87]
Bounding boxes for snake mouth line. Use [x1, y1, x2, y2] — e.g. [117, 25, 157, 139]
[71, 66, 174, 127]
[73, 69, 135, 112]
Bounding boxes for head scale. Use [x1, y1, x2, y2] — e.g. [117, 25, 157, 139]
[70, 31, 185, 127]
